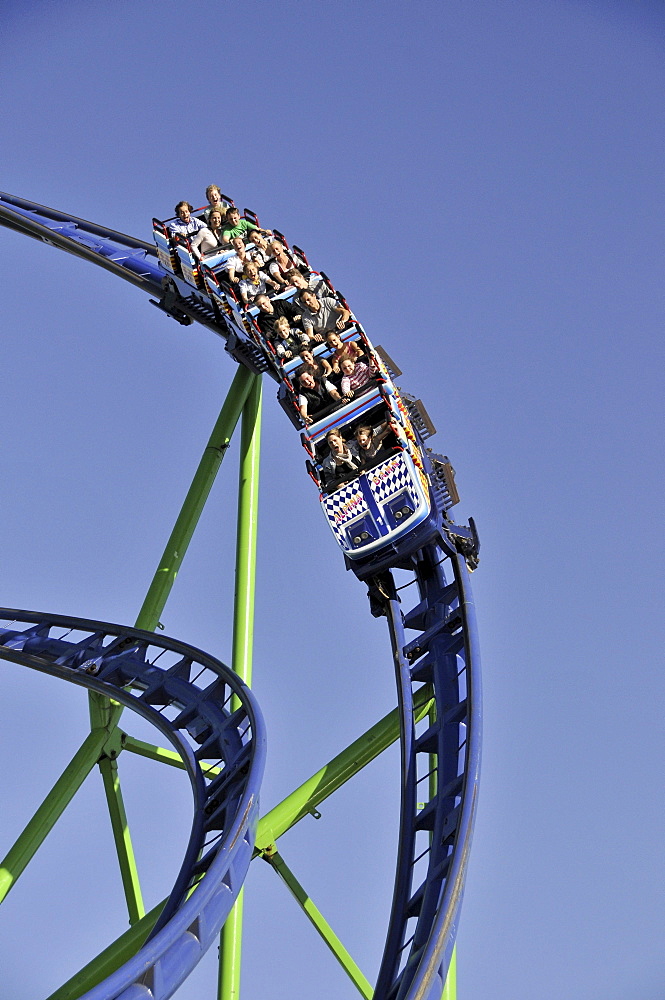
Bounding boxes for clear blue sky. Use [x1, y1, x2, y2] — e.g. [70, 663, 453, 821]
[1, 2, 663, 999]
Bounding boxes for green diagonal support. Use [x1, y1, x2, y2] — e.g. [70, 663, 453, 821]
[0, 728, 108, 904]
[98, 754, 145, 925]
[255, 684, 434, 852]
[263, 848, 373, 999]
[121, 733, 221, 777]
[135, 366, 258, 633]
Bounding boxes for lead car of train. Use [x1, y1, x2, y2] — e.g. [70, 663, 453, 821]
[152, 198, 477, 579]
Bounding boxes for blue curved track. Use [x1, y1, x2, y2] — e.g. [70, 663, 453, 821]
[0, 191, 481, 1000]
[0, 610, 265, 1000]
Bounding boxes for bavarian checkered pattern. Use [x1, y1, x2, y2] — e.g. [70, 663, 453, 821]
[323, 480, 366, 546]
[366, 455, 413, 504]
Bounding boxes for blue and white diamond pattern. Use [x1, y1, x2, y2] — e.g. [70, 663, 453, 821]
[323, 481, 366, 546]
[367, 455, 412, 504]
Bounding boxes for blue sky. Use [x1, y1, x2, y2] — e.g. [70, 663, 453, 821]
[1, 2, 664, 998]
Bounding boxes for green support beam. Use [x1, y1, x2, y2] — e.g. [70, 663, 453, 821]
[263, 848, 373, 999]
[255, 685, 434, 853]
[231, 374, 262, 692]
[0, 728, 108, 904]
[442, 947, 457, 1000]
[135, 366, 258, 633]
[219, 376, 262, 1000]
[98, 754, 145, 925]
[121, 733, 221, 777]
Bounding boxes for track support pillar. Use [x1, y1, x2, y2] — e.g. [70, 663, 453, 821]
[98, 754, 145, 925]
[219, 374, 262, 1000]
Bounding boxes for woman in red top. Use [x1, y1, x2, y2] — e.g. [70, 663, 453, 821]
[325, 331, 364, 375]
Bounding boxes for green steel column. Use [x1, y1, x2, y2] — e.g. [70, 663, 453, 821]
[231, 373, 262, 690]
[219, 376, 262, 1000]
[0, 728, 108, 904]
[98, 754, 145, 925]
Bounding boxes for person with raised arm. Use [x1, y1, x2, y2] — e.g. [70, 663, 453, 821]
[298, 346, 333, 381]
[299, 289, 351, 340]
[348, 420, 395, 466]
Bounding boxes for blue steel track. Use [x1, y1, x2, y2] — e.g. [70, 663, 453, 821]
[0, 190, 482, 1000]
[0, 610, 265, 1000]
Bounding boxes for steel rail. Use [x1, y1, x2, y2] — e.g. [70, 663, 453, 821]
[368, 535, 481, 1000]
[0, 191, 158, 254]
[0, 610, 266, 1000]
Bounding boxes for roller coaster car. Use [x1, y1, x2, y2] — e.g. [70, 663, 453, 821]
[306, 401, 437, 564]
[151, 205, 448, 572]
